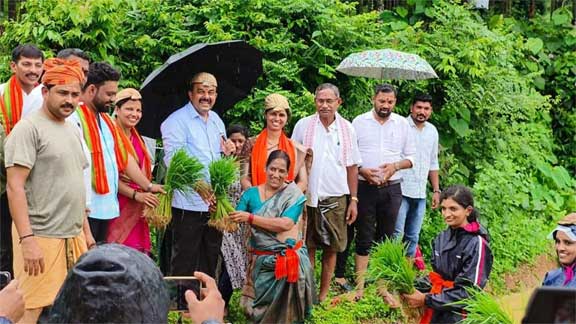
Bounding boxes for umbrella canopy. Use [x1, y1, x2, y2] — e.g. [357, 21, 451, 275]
[336, 49, 438, 80]
[138, 40, 263, 138]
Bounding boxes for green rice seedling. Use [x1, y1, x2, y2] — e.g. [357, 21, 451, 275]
[145, 149, 204, 229]
[368, 238, 417, 294]
[451, 288, 513, 324]
[207, 157, 239, 232]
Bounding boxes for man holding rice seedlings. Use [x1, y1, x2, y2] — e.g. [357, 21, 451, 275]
[68, 62, 164, 244]
[351, 84, 416, 300]
[291, 83, 361, 302]
[394, 93, 441, 258]
[5, 58, 92, 323]
[160, 72, 235, 278]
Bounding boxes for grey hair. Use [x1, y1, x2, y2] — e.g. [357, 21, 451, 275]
[314, 83, 340, 98]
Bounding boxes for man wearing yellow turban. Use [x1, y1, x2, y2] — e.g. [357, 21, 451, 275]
[4, 58, 94, 323]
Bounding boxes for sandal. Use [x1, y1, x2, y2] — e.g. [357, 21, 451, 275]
[334, 279, 354, 293]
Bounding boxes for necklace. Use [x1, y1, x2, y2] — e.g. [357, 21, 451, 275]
[267, 139, 279, 150]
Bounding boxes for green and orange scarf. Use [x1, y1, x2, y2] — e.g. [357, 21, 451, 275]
[77, 104, 131, 194]
[0, 76, 24, 135]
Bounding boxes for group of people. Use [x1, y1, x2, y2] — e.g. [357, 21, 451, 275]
[0, 42, 573, 324]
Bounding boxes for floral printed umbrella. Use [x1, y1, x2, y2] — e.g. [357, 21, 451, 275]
[336, 49, 438, 80]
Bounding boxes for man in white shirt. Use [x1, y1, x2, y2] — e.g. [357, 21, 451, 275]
[292, 83, 361, 302]
[394, 94, 441, 258]
[352, 84, 416, 299]
[0, 44, 44, 276]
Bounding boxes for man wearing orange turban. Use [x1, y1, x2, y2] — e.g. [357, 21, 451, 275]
[4, 58, 95, 323]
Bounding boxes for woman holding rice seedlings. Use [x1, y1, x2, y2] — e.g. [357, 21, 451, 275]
[542, 213, 576, 287]
[107, 88, 158, 253]
[230, 150, 316, 323]
[241, 93, 310, 192]
[402, 185, 493, 323]
[218, 124, 251, 309]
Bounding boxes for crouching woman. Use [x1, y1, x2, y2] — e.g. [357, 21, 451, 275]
[402, 185, 493, 323]
[229, 150, 316, 323]
[543, 213, 576, 288]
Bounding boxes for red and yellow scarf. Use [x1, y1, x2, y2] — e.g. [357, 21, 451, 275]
[0, 75, 24, 135]
[251, 129, 296, 185]
[77, 104, 131, 194]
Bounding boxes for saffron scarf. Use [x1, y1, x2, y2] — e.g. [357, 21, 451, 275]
[115, 125, 151, 180]
[420, 271, 455, 324]
[0, 75, 24, 135]
[76, 104, 130, 194]
[251, 129, 296, 185]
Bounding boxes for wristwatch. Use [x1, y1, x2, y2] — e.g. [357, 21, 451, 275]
[350, 196, 359, 203]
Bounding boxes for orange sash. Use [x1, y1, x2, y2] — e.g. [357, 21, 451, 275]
[115, 125, 151, 180]
[250, 129, 296, 185]
[77, 104, 130, 194]
[0, 75, 24, 135]
[420, 271, 455, 324]
[253, 240, 303, 283]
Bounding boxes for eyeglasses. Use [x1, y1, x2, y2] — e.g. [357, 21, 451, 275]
[314, 98, 339, 105]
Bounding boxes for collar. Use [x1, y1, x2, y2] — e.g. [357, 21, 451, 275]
[364, 110, 399, 124]
[187, 102, 215, 121]
[407, 115, 428, 129]
[315, 113, 339, 131]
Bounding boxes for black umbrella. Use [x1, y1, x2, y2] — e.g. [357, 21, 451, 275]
[138, 40, 263, 138]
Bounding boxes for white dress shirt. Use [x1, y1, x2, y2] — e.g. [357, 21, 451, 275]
[400, 117, 439, 199]
[352, 110, 416, 181]
[0, 83, 43, 117]
[292, 114, 361, 207]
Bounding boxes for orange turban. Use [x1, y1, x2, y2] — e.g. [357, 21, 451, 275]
[42, 58, 85, 86]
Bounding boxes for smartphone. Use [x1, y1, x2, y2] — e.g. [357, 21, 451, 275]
[164, 276, 202, 311]
[0, 271, 11, 290]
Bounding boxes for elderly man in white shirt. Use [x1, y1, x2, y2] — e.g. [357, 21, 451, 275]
[394, 94, 441, 258]
[292, 83, 361, 302]
[351, 84, 416, 300]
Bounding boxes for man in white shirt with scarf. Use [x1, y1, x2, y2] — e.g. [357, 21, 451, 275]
[292, 83, 361, 301]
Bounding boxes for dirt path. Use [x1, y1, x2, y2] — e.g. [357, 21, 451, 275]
[493, 253, 557, 323]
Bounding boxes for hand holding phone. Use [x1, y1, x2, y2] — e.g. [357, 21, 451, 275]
[164, 276, 202, 311]
[184, 271, 225, 324]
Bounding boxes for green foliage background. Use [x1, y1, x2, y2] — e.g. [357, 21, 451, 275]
[1, 0, 574, 322]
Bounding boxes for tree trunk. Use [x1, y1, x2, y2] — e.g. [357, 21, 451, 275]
[573, 0, 576, 25]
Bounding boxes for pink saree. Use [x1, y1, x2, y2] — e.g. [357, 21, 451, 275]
[107, 132, 152, 253]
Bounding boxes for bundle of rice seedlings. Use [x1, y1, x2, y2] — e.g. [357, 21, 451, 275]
[207, 157, 239, 232]
[368, 238, 417, 294]
[144, 149, 205, 229]
[368, 239, 422, 322]
[452, 288, 513, 324]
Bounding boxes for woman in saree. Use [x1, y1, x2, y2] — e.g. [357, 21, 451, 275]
[240, 93, 310, 192]
[230, 150, 316, 323]
[106, 88, 159, 253]
[402, 185, 493, 323]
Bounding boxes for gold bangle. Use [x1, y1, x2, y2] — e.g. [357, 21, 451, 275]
[351, 196, 359, 203]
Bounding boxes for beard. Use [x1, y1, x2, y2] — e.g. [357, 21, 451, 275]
[412, 114, 428, 123]
[93, 97, 112, 113]
[375, 108, 392, 119]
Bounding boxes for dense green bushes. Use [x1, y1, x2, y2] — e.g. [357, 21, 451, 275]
[1, 0, 574, 321]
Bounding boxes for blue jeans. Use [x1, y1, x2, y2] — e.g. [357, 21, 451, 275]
[394, 196, 426, 257]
